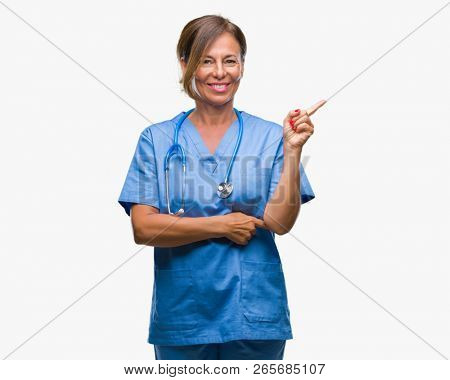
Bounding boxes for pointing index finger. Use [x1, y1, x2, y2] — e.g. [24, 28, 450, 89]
[253, 217, 268, 229]
[306, 99, 327, 116]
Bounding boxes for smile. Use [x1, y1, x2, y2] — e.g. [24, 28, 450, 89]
[207, 83, 230, 93]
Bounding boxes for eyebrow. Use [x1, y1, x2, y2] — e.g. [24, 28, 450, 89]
[205, 54, 238, 59]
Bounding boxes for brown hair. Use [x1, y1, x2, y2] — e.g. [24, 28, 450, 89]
[176, 15, 247, 100]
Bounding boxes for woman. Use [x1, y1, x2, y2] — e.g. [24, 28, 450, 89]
[118, 15, 325, 360]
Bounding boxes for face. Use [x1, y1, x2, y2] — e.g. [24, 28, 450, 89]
[181, 32, 244, 106]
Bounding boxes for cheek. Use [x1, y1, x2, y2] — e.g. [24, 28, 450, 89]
[194, 71, 209, 83]
[230, 81, 241, 91]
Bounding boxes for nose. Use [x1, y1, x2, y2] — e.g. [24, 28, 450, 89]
[212, 62, 227, 78]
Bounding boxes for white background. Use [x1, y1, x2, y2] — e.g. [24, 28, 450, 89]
[0, 0, 449, 360]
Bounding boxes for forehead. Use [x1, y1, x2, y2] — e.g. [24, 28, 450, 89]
[203, 33, 240, 57]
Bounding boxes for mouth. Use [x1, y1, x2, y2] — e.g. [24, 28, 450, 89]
[206, 83, 230, 93]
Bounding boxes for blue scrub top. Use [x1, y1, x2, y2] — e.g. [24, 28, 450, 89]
[118, 110, 315, 346]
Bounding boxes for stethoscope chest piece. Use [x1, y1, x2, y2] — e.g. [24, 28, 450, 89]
[217, 182, 233, 199]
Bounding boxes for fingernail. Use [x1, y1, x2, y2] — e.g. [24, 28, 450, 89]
[294, 109, 300, 112]
[289, 119, 294, 126]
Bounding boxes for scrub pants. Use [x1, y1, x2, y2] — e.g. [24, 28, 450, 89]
[153, 339, 286, 360]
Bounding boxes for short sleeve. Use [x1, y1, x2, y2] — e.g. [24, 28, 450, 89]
[118, 130, 160, 216]
[268, 139, 315, 204]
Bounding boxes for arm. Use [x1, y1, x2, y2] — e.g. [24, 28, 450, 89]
[131, 204, 267, 247]
[263, 146, 302, 235]
[131, 204, 223, 247]
[263, 101, 325, 235]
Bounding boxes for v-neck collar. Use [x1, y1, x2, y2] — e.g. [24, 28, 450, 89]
[184, 115, 239, 161]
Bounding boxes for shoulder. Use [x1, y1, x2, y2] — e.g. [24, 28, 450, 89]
[242, 110, 283, 134]
[241, 110, 284, 147]
[140, 112, 183, 142]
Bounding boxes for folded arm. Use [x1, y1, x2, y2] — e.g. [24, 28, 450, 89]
[130, 205, 267, 247]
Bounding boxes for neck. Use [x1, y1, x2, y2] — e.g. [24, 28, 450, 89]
[189, 101, 236, 127]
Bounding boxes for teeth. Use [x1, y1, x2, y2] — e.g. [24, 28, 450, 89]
[211, 84, 226, 89]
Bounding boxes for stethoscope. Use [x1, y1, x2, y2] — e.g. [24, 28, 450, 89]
[164, 107, 243, 215]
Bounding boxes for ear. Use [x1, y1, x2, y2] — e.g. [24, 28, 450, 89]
[180, 57, 187, 75]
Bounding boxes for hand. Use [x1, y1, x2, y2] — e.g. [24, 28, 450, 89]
[283, 99, 327, 150]
[219, 212, 268, 245]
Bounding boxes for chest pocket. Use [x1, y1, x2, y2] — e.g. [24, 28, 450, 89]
[153, 268, 199, 331]
[231, 172, 270, 215]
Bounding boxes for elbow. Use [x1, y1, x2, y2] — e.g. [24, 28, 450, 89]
[133, 227, 144, 245]
[276, 228, 290, 236]
[130, 206, 161, 246]
[264, 219, 293, 236]
[263, 204, 299, 236]
[263, 212, 294, 236]
[273, 225, 292, 236]
[132, 225, 155, 246]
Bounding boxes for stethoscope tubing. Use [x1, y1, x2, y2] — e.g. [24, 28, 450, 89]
[164, 108, 243, 215]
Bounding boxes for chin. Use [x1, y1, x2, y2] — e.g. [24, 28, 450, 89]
[199, 91, 235, 104]
[205, 96, 234, 106]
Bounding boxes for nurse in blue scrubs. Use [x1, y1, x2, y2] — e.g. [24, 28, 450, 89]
[118, 15, 326, 360]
